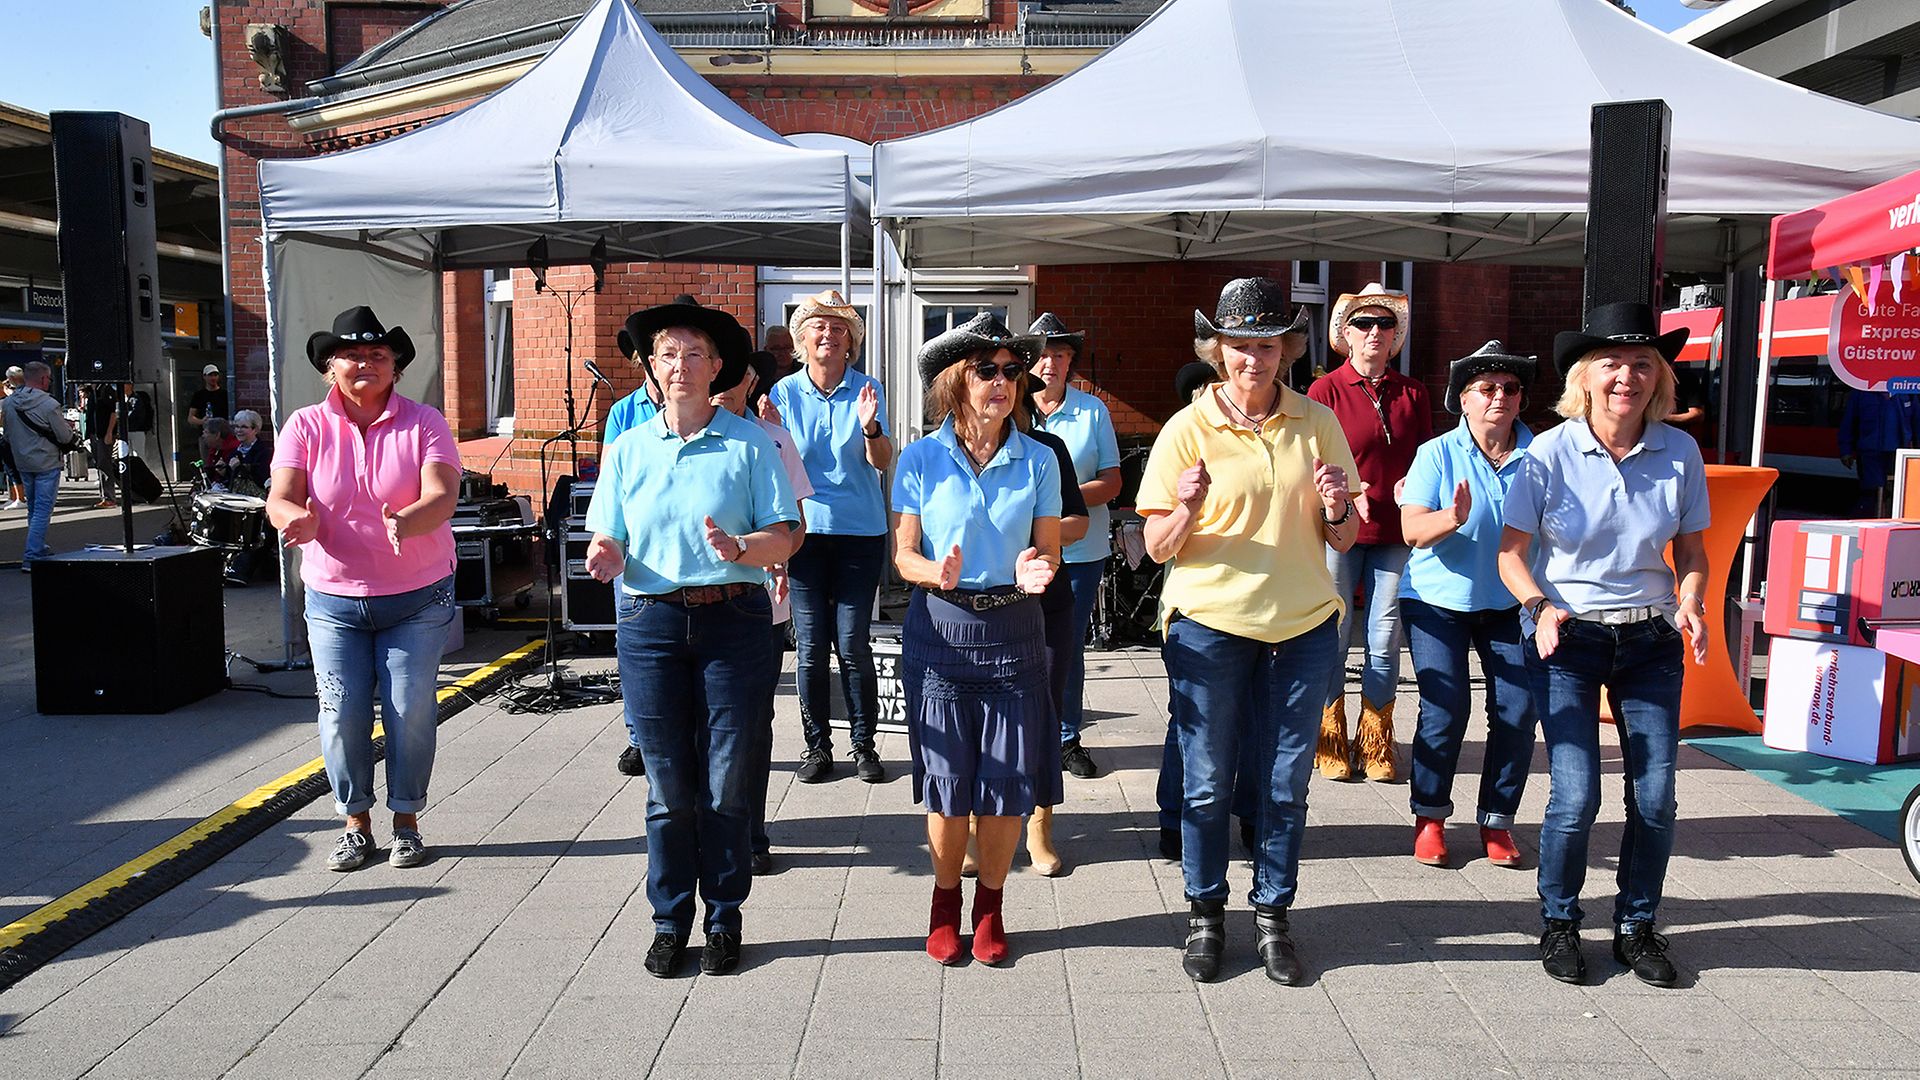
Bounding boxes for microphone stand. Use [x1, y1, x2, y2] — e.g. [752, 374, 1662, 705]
[502, 274, 620, 712]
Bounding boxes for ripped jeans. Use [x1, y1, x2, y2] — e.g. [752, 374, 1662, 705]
[305, 575, 455, 816]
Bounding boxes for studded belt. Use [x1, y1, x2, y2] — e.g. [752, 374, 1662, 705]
[928, 587, 1033, 612]
[1567, 605, 1664, 626]
[649, 581, 759, 606]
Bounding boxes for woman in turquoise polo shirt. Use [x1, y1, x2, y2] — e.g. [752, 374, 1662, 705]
[893, 313, 1062, 968]
[583, 300, 800, 979]
[1028, 312, 1122, 782]
[1399, 341, 1540, 871]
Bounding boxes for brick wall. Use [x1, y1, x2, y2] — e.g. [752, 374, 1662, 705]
[326, 2, 438, 71]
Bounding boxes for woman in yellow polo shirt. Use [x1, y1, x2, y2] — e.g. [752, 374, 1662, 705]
[1138, 278, 1359, 986]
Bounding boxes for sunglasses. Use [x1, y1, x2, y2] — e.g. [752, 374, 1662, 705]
[1467, 381, 1523, 399]
[1348, 315, 1399, 331]
[970, 359, 1029, 381]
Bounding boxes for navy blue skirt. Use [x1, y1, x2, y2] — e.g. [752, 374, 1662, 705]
[903, 590, 1062, 817]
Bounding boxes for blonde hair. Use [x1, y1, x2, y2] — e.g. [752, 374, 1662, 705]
[1555, 346, 1677, 421]
[1193, 333, 1306, 380]
[924, 349, 1031, 435]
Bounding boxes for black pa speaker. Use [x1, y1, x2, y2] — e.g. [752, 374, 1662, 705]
[51, 111, 162, 384]
[1583, 100, 1671, 316]
[32, 546, 226, 714]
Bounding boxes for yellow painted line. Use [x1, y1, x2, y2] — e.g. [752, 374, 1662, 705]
[0, 640, 546, 953]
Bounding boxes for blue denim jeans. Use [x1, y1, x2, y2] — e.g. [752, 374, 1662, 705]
[21, 468, 59, 563]
[1326, 542, 1411, 708]
[787, 532, 885, 754]
[749, 616, 784, 858]
[1404, 598, 1539, 828]
[1058, 560, 1105, 743]
[304, 575, 455, 817]
[1164, 614, 1340, 908]
[617, 588, 773, 936]
[1525, 616, 1684, 929]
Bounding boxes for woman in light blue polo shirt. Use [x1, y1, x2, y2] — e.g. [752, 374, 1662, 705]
[766, 290, 893, 786]
[1028, 313, 1122, 781]
[1399, 342, 1539, 872]
[1498, 302, 1710, 991]
[583, 300, 800, 980]
[892, 314, 1061, 969]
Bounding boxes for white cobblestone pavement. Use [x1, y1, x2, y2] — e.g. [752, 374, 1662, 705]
[0, 503, 1917, 1079]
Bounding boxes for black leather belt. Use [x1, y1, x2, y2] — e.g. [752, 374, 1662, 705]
[929, 587, 1032, 612]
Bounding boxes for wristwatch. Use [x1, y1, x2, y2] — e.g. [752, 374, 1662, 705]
[862, 422, 883, 439]
[728, 535, 748, 562]
[1525, 596, 1550, 622]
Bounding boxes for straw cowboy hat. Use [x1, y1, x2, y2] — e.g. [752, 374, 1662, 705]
[619, 298, 752, 394]
[306, 306, 416, 373]
[1328, 283, 1412, 357]
[1444, 340, 1538, 415]
[916, 313, 1042, 387]
[787, 289, 867, 356]
[1028, 312, 1086, 356]
[1551, 301, 1688, 375]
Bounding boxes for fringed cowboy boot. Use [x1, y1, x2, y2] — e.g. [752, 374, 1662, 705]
[1026, 805, 1064, 877]
[1356, 696, 1401, 783]
[1315, 698, 1355, 781]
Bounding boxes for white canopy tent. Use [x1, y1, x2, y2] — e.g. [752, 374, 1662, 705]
[872, 0, 1920, 271]
[255, 0, 861, 657]
[259, 0, 860, 417]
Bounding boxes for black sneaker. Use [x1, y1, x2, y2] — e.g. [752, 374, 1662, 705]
[1061, 740, 1098, 779]
[1613, 922, 1678, 988]
[851, 747, 885, 783]
[1182, 899, 1226, 982]
[616, 745, 645, 777]
[1539, 919, 1586, 985]
[701, 932, 742, 975]
[1158, 826, 1181, 862]
[796, 747, 835, 783]
[1253, 904, 1303, 985]
[643, 932, 688, 978]
[750, 850, 774, 876]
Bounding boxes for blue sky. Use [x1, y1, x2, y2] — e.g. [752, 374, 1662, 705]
[0, 0, 1715, 167]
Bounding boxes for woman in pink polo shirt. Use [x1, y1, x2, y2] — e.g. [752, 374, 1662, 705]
[268, 306, 461, 873]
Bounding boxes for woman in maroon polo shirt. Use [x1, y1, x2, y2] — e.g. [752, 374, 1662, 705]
[1308, 284, 1433, 783]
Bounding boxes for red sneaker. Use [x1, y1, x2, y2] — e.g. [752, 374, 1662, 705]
[1481, 827, 1525, 869]
[1413, 816, 1448, 867]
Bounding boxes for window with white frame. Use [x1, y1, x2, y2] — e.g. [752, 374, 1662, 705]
[484, 269, 514, 434]
[1381, 261, 1414, 373]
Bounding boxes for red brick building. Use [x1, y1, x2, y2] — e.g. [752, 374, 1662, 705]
[212, 0, 1583, 497]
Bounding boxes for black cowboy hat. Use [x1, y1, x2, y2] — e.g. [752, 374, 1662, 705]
[1444, 340, 1538, 415]
[618, 298, 752, 395]
[917, 313, 1042, 387]
[1173, 360, 1216, 406]
[306, 306, 416, 373]
[745, 349, 779, 408]
[1552, 301, 1688, 375]
[1028, 312, 1086, 356]
[1194, 278, 1312, 340]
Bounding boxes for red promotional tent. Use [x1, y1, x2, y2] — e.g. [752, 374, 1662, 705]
[1770, 166, 1920, 278]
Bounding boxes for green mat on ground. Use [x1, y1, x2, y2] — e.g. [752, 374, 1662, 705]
[1685, 735, 1920, 843]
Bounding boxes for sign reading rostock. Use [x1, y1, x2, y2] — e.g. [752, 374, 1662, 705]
[1829, 291, 1920, 392]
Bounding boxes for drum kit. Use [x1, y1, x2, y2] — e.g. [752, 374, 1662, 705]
[189, 491, 268, 552]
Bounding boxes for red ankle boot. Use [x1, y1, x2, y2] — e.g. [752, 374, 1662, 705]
[971, 884, 1008, 965]
[927, 884, 964, 965]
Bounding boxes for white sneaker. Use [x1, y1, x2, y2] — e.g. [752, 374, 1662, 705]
[3, 500, 23, 510]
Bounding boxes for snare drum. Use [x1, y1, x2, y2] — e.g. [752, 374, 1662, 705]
[190, 492, 267, 551]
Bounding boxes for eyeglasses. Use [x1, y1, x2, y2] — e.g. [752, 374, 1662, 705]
[1467, 381, 1522, 399]
[1348, 316, 1399, 332]
[970, 359, 1029, 381]
[654, 349, 711, 365]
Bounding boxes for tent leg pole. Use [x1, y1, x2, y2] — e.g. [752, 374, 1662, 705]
[1740, 277, 1782, 600]
[840, 219, 853, 303]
